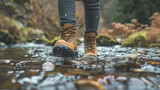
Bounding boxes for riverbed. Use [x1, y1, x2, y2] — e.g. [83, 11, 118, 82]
[0, 43, 160, 90]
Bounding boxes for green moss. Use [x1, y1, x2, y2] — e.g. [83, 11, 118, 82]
[43, 31, 51, 40]
[126, 31, 148, 41]
[96, 35, 118, 46]
[10, 18, 20, 28]
[0, 14, 22, 36]
[22, 27, 35, 34]
[0, 30, 14, 44]
[134, 35, 149, 47]
[22, 27, 35, 31]
[149, 43, 160, 47]
[45, 36, 60, 46]
[22, 27, 37, 40]
[122, 31, 149, 47]
[122, 40, 135, 47]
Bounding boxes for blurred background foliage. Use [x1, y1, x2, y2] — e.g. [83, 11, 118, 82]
[106, 0, 160, 24]
[0, 0, 160, 47]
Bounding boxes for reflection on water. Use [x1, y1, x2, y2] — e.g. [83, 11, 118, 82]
[0, 43, 160, 90]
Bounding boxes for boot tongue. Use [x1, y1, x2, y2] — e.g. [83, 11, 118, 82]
[85, 32, 96, 54]
[86, 32, 96, 37]
[61, 23, 75, 41]
[63, 23, 72, 28]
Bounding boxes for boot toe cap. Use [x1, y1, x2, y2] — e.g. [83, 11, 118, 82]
[54, 40, 76, 51]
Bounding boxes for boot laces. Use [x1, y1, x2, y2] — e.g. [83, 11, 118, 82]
[61, 25, 77, 42]
[85, 35, 96, 53]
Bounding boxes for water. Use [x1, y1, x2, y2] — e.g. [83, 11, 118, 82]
[0, 43, 160, 90]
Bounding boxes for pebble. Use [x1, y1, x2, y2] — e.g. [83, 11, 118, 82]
[42, 62, 55, 71]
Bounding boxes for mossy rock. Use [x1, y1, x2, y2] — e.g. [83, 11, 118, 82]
[8, 19, 23, 36]
[22, 27, 35, 36]
[45, 36, 61, 46]
[0, 14, 22, 36]
[149, 43, 160, 47]
[122, 35, 149, 47]
[96, 35, 118, 46]
[0, 30, 14, 44]
[22, 27, 39, 41]
[134, 35, 149, 47]
[122, 31, 149, 47]
[13, 36, 27, 43]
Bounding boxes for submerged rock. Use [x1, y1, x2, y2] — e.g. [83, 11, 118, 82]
[128, 78, 146, 90]
[113, 58, 140, 70]
[94, 74, 128, 90]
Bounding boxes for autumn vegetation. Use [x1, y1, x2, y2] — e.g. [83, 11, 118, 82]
[0, 0, 160, 47]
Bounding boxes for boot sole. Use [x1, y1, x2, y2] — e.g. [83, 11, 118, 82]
[53, 45, 78, 57]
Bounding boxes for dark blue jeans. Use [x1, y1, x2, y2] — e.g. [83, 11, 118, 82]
[58, 0, 100, 35]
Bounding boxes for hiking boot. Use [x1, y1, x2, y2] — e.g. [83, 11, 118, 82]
[53, 23, 78, 57]
[84, 32, 98, 56]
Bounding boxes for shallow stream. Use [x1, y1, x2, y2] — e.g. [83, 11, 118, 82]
[0, 43, 160, 90]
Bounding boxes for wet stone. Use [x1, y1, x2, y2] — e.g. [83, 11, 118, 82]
[75, 79, 105, 90]
[128, 78, 146, 90]
[133, 69, 147, 72]
[0, 43, 160, 89]
[42, 62, 55, 72]
[141, 77, 158, 90]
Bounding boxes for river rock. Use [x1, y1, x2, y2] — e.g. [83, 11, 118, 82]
[0, 30, 13, 44]
[96, 35, 118, 46]
[122, 31, 149, 47]
[75, 79, 105, 90]
[42, 62, 55, 72]
[128, 78, 146, 90]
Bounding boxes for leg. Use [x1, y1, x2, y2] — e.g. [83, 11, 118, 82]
[58, 0, 76, 26]
[53, 0, 78, 57]
[82, 0, 100, 56]
[82, 0, 100, 35]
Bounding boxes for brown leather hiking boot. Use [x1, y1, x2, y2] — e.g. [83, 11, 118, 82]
[53, 23, 78, 57]
[84, 32, 98, 56]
